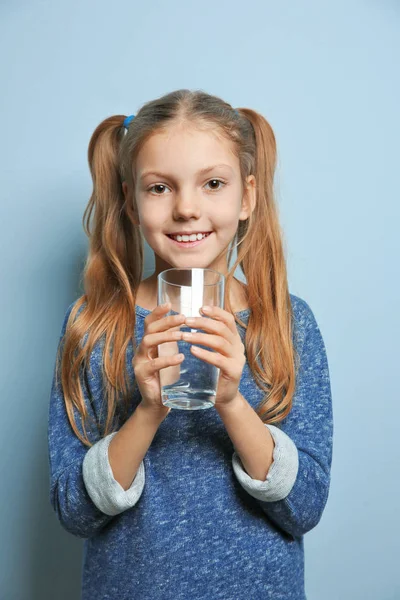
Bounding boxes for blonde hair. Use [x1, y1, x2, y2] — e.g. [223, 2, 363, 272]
[55, 89, 299, 448]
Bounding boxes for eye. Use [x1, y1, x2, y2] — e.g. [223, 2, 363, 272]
[147, 184, 171, 195]
[147, 178, 227, 196]
[205, 178, 226, 192]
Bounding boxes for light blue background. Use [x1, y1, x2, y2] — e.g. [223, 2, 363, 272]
[1, 1, 399, 598]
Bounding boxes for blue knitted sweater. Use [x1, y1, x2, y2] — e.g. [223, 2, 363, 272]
[48, 293, 333, 600]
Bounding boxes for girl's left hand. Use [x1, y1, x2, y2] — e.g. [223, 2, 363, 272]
[182, 306, 246, 408]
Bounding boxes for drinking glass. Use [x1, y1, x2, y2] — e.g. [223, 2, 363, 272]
[157, 268, 225, 410]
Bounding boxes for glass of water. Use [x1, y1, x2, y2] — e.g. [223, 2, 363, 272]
[157, 268, 225, 410]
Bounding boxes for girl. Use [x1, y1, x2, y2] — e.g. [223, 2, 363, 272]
[48, 89, 333, 600]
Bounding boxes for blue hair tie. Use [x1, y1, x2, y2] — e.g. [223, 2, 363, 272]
[123, 114, 135, 129]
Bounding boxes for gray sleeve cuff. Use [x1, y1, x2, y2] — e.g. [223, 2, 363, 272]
[82, 431, 145, 516]
[232, 424, 299, 502]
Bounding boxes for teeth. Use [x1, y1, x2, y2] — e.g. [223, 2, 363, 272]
[171, 232, 210, 242]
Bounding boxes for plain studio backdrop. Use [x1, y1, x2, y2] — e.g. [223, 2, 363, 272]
[0, 1, 399, 598]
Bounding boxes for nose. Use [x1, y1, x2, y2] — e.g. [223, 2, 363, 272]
[172, 192, 202, 221]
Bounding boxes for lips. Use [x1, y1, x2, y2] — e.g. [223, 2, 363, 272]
[167, 232, 212, 238]
[166, 231, 213, 248]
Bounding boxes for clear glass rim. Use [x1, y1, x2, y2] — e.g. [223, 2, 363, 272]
[157, 267, 224, 287]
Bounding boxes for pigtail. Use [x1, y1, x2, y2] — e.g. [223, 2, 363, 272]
[227, 109, 298, 424]
[84, 115, 142, 300]
[58, 115, 143, 447]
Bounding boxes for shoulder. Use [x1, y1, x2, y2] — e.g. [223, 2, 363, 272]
[289, 293, 316, 327]
[289, 293, 324, 352]
[289, 292, 330, 377]
[60, 297, 87, 336]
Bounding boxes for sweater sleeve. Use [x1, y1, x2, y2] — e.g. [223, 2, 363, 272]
[232, 424, 299, 501]
[82, 431, 145, 516]
[232, 300, 333, 539]
[47, 301, 145, 539]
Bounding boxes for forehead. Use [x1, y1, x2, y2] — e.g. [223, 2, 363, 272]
[136, 125, 238, 176]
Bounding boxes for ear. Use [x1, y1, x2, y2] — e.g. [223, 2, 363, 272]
[122, 181, 140, 226]
[239, 175, 256, 221]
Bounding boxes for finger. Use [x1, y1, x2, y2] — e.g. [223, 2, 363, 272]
[190, 346, 244, 378]
[200, 305, 237, 332]
[145, 302, 170, 324]
[147, 309, 185, 334]
[185, 316, 236, 343]
[139, 352, 185, 379]
[150, 314, 185, 335]
[143, 303, 170, 333]
[182, 332, 231, 356]
[166, 315, 186, 332]
[138, 329, 182, 360]
[189, 345, 224, 365]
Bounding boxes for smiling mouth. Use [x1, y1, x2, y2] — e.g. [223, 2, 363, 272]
[166, 232, 213, 248]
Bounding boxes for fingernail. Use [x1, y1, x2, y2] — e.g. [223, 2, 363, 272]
[201, 305, 211, 313]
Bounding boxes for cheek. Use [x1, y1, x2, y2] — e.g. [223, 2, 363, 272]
[138, 207, 166, 231]
[214, 195, 242, 218]
[212, 207, 241, 231]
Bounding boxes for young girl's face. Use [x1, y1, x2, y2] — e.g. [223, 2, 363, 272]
[128, 123, 255, 276]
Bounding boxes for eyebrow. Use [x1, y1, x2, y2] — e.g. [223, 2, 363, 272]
[139, 164, 233, 181]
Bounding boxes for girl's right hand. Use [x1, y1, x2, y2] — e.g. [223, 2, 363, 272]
[132, 303, 186, 418]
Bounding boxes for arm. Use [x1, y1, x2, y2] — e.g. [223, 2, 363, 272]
[48, 302, 160, 537]
[215, 393, 277, 481]
[106, 403, 167, 491]
[220, 301, 333, 539]
[81, 403, 166, 518]
[48, 302, 114, 538]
